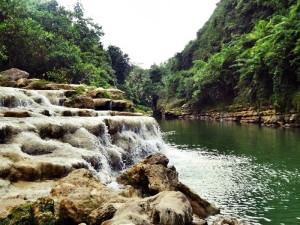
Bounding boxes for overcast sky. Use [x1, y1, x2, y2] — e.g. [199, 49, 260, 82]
[57, 0, 220, 68]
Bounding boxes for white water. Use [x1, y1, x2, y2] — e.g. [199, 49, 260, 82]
[0, 87, 99, 116]
[0, 86, 167, 214]
[0, 87, 165, 184]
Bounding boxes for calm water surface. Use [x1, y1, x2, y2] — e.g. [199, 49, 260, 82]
[158, 120, 300, 225]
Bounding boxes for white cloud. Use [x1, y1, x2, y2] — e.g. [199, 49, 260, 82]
[57, 0, 219, 68]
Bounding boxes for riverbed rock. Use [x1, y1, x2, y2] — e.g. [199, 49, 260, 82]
[77, 109, 96, 117]
[102, 191, 193, 225]
[16, 78, 30, 88]
[3, 110, 30, 118]
[112, 100, 132, 111]
[93, 98, 112, 110]
[117, 153, 178, 195]
[104, 118, 120, 135]
[87, 203, 118, 225]
[0, 170, 199, 225]
[1, 68, 29, 81]
[0, 151, 221, 225]
[24, 80, 49, 90]
[289, 113, 300, 124]
[0, 202, 33, 225]
[165, 111, 180, 119]
[212, 216, 248, 225]
[106, 88, 125, 100]
[16, 78, 39, 88]
[0, 197, 58, 225]
[87, 88, 125, 100]
[31, 197, 58, 225]
[50, 168, 125, 225]
[117, 153, 220, 218]
[46, 83, 81, 90]
[109, 111, 144, 116]
[64, 96, 94, 109]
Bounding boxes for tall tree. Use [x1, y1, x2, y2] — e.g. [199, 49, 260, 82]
[107, 45, 131, 85]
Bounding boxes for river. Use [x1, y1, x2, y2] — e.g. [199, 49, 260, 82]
[158, 119, 300, 225]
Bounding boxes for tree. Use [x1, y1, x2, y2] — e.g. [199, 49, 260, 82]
[107, 45, 131, 85]
[0, 0, 117, 87]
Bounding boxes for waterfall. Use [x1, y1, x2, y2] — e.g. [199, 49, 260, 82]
[0, 87, 164, 184]
[0, 87, 97, 117]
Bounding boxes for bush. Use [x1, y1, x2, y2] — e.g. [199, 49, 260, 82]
[292, 91, 300, 111]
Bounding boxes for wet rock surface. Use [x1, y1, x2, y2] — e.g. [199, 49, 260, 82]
[64, 96, 95, 109]
[0, 82, 134, 118]
[0, 154, 223, 225]
[50, 169, 125, 224]
[0, 116, 162, 183]
[212, 216, 248, 225]
[117, 153, 220, 218]
[103, 191, 193, 225]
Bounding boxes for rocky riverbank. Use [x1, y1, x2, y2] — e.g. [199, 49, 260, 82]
[0, 69, 247, 225]
[164, 106, 300, 128]
[0, 153, 247, 225]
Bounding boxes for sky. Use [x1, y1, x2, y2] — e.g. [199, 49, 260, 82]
[57, 0, 220, 68]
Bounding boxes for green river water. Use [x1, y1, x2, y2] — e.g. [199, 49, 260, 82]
[158, 120, 300, 225]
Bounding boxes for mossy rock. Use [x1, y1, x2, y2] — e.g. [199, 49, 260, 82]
[0, 198, 58, 225]
[32, 198, 58, 225]
[25, 80, 49, 90]
[0, 202, 33, 225]
[0, 74, 16, 87]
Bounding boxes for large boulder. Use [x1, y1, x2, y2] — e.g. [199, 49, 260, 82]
[117, 153, 220, 218]
[103, 191, 193, 225]
[50, 168, 125, 225]
[1, 68, 29, 81]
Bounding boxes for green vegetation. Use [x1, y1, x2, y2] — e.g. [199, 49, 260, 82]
[152, 0, 300, 113]
[0, 202, 33, 225]
[0, 0, 130, 89]
[0, 198, 58, 225]
[1, 0, 299, 113]
[124, 65, 164, 110]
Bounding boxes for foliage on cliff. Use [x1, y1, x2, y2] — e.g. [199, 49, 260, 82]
[0, 0, 131, 88]
[158, 0, 300, 112]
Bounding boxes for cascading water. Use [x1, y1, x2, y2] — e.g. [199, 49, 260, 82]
[0, 116, 164, 182]
[0, 86, 165, 205]
[0, 87, 99, 117]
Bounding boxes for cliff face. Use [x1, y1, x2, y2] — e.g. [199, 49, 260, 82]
[179, 107, 300, 128]
[176, 0, 289, 70]
[161, 0, 300, 114]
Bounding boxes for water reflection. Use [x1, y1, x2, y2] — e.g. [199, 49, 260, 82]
[159, 120, 300, 225]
